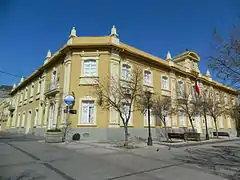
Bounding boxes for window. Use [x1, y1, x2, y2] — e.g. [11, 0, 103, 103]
[178, 81, 184, 97]
[34, 109, 38, 127]
[179, 110, 186, 127]
[83, 60, 97, 76]
[121, 64, 131, 80]
[218, 116, 224, 129]
[122, 102, 131, 124]
[224, 95, 228, 104]
[216, 93, 220, 102]
[52, 70, 57, 84]
[80, 100, 95, 124]
[37, 80, 41, 93]
[30, 83, 34, 97]
[144, 70, 152, 85]
[21, 112, 26, 127]
[162, 76, 168, 89]
[144, 109, 154, 126]
[17, 113, 21, 127]
[20, 91, 23, 102]
[24, 88, 28, 100]
[227, 115, 231, 128]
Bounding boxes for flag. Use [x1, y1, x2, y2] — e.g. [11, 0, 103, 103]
[195, 77, 200, 96]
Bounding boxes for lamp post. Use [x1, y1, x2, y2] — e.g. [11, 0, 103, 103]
[145, 91, 153, 146]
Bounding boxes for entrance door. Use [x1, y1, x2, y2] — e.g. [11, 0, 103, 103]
[26, 110, 32, 134]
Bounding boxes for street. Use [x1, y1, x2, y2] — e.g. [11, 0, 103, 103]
[0, 132, 239, 180]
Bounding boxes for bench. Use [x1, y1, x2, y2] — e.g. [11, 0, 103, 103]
[184, 132, 201, 141]
[168, 133, 185, 140]
[213, 132, 230, 137]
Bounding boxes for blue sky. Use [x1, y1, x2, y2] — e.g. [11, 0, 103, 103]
[0, 0, 239, 86]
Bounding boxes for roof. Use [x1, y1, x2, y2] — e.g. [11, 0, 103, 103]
[10, 36, 238, 95]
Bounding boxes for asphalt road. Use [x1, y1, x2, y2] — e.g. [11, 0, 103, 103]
[0, 132, 239, 180]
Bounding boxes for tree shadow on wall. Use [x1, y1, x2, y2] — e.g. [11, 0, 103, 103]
[175, 143, 240, 180]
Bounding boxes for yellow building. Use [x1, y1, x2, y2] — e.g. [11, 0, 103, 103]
[6, 26, 239, 140]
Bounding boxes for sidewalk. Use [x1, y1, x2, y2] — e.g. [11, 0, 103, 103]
[155, 137, 240, 148]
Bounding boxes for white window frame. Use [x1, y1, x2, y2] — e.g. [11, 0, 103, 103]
[144, 108, 155, 126]
[30, 82, 34, 97]
[226, 115, 231, 129]
[178, 81, 184, 97]
[37, 79, 42, 94]
[81, 56, 99, 77]
[21, 112, 26, 127]
[218, 116, 224, 129]
[162, 75, 169, 90]
[17, 113, 21, 127]
[34, 108, 39, 127]
[78, 97, 97, 125]
[52, 68, 57, 85]
[143, 70, 152, 86]
[178, 110, 186, 127]
[24, 87, 28, 100]
[121, 63, 131, 81]
[224, 95, 228, 104]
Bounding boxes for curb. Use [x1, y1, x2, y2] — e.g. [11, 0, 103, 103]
[154, 138, 240, 148]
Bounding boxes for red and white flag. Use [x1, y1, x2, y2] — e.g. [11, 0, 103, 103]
[195, 77, 200, 96]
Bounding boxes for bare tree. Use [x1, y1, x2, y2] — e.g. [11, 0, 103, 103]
[95, 66, 143, 147]
[209, 22, 240, 90]
[206, 92, 224, 138]
[176, 92, 201, 132]
[199, 92, 210, 140]
[152, 95, 173, 142]
[228, 104, 240, 137]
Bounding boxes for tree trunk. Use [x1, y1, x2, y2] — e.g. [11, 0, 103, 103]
[189, 119, 195, 132]
[204, 114, 209, 140]
[214, 119, 219, 139]
[163, 121, 169, 142]
[124, 124, 129, 147]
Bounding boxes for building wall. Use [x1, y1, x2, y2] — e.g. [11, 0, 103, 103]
[5, 35, 239, 140]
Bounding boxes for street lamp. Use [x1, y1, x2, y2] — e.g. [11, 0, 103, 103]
[145, 91, 153, 146]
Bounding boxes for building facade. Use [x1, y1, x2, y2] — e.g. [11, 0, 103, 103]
[6, 26, 239, 140]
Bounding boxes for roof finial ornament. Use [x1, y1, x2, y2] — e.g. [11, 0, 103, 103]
[44, 49, 51, 64]
[69, 27, 77, 38]
[166, 51, 172, 60]
[206, 69, 211, 77]
[110, 25, 118, 37]
[46, 49, 51, 58]
[20, 76, 24, 83]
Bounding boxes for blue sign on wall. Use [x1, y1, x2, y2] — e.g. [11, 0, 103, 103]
[64, 95, 75, 105]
